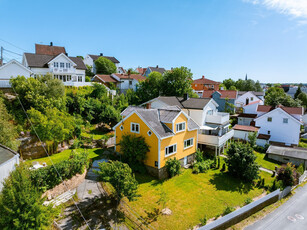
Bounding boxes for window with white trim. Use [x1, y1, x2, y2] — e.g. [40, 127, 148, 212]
[54, 62, 58, 67]
[267, 117, 272, 122]
[147, 130, 152, 136]
[66, 63, 71, 68]
[176, 122, 186, 132]
[184, 138, 194, 149]
[283, 118, 288, 124]
[130, 123, 140, 133]
[165, 144, 177, 156]
[60, 62, 64, 68]
[120, 125, 123, 131]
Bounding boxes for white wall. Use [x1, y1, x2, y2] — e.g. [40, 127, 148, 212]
[83, 55, 93, 67]
[233, 130, 252, 141]
[238, 117, 254, 126]
[243, 100, 263, 114]
[255, 108, 301, 146]
[0, 154, 19, 191]
[303, 114, 307, 125]
[118, 78, 138, 92]
[0, 61, 32, 79]
[256, 139, 268, 147]
[235, 91, 261, 107]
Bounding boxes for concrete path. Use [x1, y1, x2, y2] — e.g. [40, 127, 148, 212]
[245, 183, 307, 230]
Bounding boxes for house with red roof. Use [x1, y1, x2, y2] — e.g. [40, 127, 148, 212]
[202, 90, 237, 113]
[235, 91, 265, 108]
[192, 76, 220, 96]
[112, 73, 146, 94]
[92, 74, 120, 88]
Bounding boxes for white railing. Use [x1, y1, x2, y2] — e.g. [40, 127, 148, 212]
[50, 68, 75, 73]
[0, 80, 11, 88]
[205, 112, 230, 124]
[63, 82, 93, 87]
[198, 129, 234, 146]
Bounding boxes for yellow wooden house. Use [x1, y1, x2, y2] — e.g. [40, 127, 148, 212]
[113, 106, 199, 178]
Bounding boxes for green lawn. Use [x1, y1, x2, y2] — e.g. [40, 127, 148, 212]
[81, 125, 113, 140]
[27, 148, 105, 165]
[125, 168, 272, 230]
[254, 151, 281, 171]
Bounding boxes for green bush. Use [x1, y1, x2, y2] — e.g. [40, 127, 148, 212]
[30, 151, 89, 191]
[223, 206, 235, 216]
[166, 158, 181, 177]
[276, 163, 299, 188]
[195, 149, 204, 162]
[192, 159, 213, 174]
[244, 197, 253, 205]
[200, 215, 207, 226]
[297, 163, 304, 175]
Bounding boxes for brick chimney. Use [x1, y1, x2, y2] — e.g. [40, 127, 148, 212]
[202, 75, 205, 79]
[50, 42, 53, 46]
[146, 103, 151, 109]
[100, 53, 103, 56]
[156, 65, 159, 68]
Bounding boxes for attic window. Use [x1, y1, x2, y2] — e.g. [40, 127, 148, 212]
[147, 130, 152, 136]
[120, 125, 123, 131]
[283, 118, 288, 124]
[176, 122, 186, 133]
[54, 62, 58, 67]
[251, 97, 254, 101]
[267, 117, 272, 122]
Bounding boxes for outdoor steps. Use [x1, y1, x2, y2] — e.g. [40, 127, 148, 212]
[44, 189, 76, 207]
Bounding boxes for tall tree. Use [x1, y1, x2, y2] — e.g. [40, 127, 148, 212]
[265, 85, 301, 107]
[94, 57, 117, 74]
[294, 86, 302, 99]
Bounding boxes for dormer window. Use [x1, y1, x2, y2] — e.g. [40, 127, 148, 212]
[176, 122, 186, 133]
[54, 62, 58, 68]
[60, 62, 64, 68]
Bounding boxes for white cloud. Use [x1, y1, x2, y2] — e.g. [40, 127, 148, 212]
[244, 0, 307, 18]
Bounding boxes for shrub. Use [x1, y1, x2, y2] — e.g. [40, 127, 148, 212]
[195, 149, 204, 162]
[223, 206, 235, 216]
[276, 163, 299, 188]
[30, 151, 89, 191]
[166, 158, 181, 177]
[244, 197, 253, 205]
[297, 163, 304, 176]
[200, 215, 207, 226]
[254, 145, 265, 153]
[119, 134, 150, 173]
[95, 160, 138, 201]
[226, 142, 259, 182]
[192, 159, 213, 174]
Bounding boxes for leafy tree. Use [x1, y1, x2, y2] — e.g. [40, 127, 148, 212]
[165, 158, 181, 177]
[85, 76, 92, 82]
[99, 104, 121, 127]
[0, 98, 19, 150]
[229, 85, 237, 90]
[127, 68, 140, 74]
[222, 78, 262, 92]
[276, 163, 299, 188]
[94, 57, 117, 74]
[85, 64, 94, 77]
[95, 160, 138, 201]
[119, 134, 150, 173]
[126, 88, 139, 105]
[248, 132, 257, 148]
[294, 86, 302, 99]
[297, 92, 307, 107]
[90, 83, 108, 98]
[0, 163, 55, 229]
[161, 67, 195, 97]
[265, 85, 301, 107]
[223, 78, 236, 90]
[226, 142, 259, 182]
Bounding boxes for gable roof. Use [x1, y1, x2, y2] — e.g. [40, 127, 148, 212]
[148, 67, 166, 74]
[202, 90, 237, 99]
[255, 107, 303, 125]
[244, 100, 262, 107]
[193, 76, 220, 85]
[238, 91, 264, 97]
[93, 74, 119, 83]
[113, 73, 146, 81]
[136, 67, 146, 75]
[267, 145, 307, 161]
[89, 54, 120, 64]
[0, 59, 33, 74]
[24, 53, 86, 70]
[233, 124, 259, 132]
[238, 113, 257, 118]
[35, 44, 66, 56]
[257, 105, 304, 115]
[154, 96, 213, 110]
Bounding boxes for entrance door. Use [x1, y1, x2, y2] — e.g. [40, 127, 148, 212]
[184, 156, 188, 166]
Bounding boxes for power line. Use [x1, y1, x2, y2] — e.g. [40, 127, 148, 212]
[3, 48, 22, 56]
[10, 85, 92, 230]
[0, 38, 28, 52]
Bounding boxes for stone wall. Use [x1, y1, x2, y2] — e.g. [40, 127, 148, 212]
[42, 169, 87, 200]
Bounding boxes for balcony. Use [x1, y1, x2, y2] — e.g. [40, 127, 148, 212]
[198, 129, 234, 147]
[50, 68, 75, 74]
[205, 112, 229, 124]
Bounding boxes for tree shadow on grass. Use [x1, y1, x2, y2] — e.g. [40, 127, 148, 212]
[141, 208, 160, 225]
[209, 172, 254, 194]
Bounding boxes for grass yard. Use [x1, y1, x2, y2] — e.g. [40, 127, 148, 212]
[299, 138, 307, 148]
[28, 148, 105, 165]
[254, 151, 281, 171]
[124, 168, 272, 230]
[81, 124, 113, 140]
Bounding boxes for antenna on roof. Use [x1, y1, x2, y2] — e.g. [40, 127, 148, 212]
[50, 42, 53, 46]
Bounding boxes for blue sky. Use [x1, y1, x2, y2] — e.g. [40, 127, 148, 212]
[1, 0, 307, 83]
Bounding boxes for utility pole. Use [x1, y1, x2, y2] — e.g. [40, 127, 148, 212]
[0, 46, 3, 66]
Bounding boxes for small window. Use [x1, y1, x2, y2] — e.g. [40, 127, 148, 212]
[207, 110, 213, 115]
[66, 63, 71, 68]
[131, 123, 140, 133]
[120, 125, 123, 131]
[268, 130, 271, 135]
[184, 138, 194, 149]
[267, 117, 272, 122]
[60, 62, 64, 68]
[147, 130, 152, 136]
[251, 97, 254, 101]
[78, 76, 82, 82]
[165, 144, 177, 156]
[129, 80, 133, 86]
[176, 122, 186, 132]
[283, 118, 288, 124]
[54, 62, 58, 67]
[155, 161, 158, 167]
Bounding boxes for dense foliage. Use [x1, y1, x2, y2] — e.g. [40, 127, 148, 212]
[94, 57, 117, 74]
[265, 85, 301, 107]
[226, 142, 259, 182]
[248, 132, 257, 148]
[30, 151, 89, 191]
[276, 163, 299, 188]
[165, 158, 181, 177]
[95, 160, 138, 201]
[119, 134, 150, 173]
[193, 149, 214, 174]
[0, 163, 55, 229]
[0, 97, 19, 150]
[222, 78, 262, 92]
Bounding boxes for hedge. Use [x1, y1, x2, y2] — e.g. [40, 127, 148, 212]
[30, 151, 89, 191]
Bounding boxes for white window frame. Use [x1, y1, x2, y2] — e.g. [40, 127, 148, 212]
[283, 118, 288, 124]
[267, 117, 272, 122]
[176, 122, 186, 133]
[60, 62, 64, 68]
[184, 138, 194, 149]
[66, 63, 71, 68]
[165, 144, 177, 157]
[120, 125, 124, 131]
[130, 122, 140, 133]
[54, 62, 58, 67]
